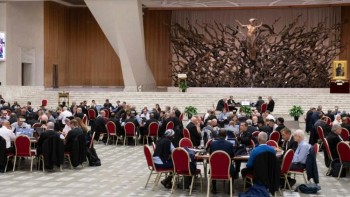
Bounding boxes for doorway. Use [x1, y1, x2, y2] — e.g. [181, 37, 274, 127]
[21, 63, 32, 86]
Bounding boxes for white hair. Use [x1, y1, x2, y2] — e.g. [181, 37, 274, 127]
[293, 129, 305, 140]
[258, 132, 268, 143]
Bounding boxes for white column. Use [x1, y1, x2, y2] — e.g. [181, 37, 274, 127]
[85, 0, 156, 91]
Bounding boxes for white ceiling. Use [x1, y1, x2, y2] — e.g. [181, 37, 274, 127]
[141, 0, 350, 8]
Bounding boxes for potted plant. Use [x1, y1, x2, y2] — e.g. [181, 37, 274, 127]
[289, 105, 304, 121]
[179, 81, 188, 92]
[240, 105, 252, 118]
[184, 105, 198, 119]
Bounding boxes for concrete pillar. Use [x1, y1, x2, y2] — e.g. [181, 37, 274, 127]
[85, 0, 156, 91]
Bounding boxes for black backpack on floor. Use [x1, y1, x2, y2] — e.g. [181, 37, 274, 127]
[86, 147, 101, 166]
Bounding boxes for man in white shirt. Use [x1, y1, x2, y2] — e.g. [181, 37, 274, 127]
[58, 107, 73, 125]
[0, 120, 16, 150]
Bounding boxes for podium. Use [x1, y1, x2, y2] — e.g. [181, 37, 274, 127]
[330, 80, 349, 93]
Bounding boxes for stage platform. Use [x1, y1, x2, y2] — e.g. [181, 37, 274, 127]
[0, 86, 348, 115]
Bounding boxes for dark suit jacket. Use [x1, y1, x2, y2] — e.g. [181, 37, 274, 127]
[281, 136, 298, 153]
[186, 122, 201, 147]
[255, 99, 265, 112]
[267, 99, 275, 112]
[238, 131, 252, 147]
[216, 99, 225, 111]
[326, 132, 342, 160]
[37, 130, 60, 156]
[65, 128, 83, 152]
[259, 125, 271, 135]
[95, 116, 108, 133]
[110, 117, 123, 136]
[74, 113, 84, 120]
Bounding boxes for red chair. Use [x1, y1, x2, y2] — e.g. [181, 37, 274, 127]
[143, 145, 173, 189]
[179, 113, 184, 122]
[32, 123, 41, 129]
[347, 117, 350, 124]
[82, 114, 88, 125]
[252, 131, 260, 138]
[341, 128, 349, 141]
[269, 131, 280, 144]
[313, 143, 319, 157]
[88, 109, 96, 121]
[317, 126, 325, 149]
[166, 121, 174, 130]
[336, 141, 350, 179]
[261, 103, 267, 113]
[183, 128, 190, 139]
[224, 102, 229, 112]
[205, 139, 213, 150]
[250, 139, 255, 148]
[89, 132, 96, 149]
[207, 151, 233, 197]
[322, 138, 334, 175]
[152, 142, 156, 151]
[13, 135, 36, 172]
[124, 122, 137, 146]
[179, 138, 193, 148]
[103, 109, 110, 118]
[266, 140, 278, 148]
[41, 99, 47, 107]
[280, 149, 294, 191]
[171, 147, 202, 195]
[325, 116, 332, 125]
[144, 122, 159, 145]
[106, 121, 117, 145]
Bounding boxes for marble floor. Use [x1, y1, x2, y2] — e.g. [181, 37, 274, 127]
[0, 119, 350, 197]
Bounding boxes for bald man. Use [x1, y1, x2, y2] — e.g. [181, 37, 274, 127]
[186, 117, 201, 147]
[36, 122, 60, 156]
[0, 120, 16, 151]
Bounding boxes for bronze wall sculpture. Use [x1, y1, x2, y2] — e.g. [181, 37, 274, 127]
[170, 15, 343, 88]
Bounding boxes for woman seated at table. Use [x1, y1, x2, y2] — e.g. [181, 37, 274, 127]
[153, 129, 175, 189]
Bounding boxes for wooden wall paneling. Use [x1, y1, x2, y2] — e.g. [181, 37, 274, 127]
[143, 10, 172, 86]
[340, 6, 350, 80]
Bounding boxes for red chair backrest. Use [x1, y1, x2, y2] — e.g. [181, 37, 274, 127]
[179, 113, 184, 122]
[252, 131, 260, 138]
[32, 123, 41, 129]
[124, 122, 135, 137]
[317, 126, 324, 140]
[144, 145, 155, 171]
[266, 140, 278, 148]
[313, 143, 319, 156]
[224, 102, 229, 111]
[103, 109, 110, 118]
[261, 103, 267, 113]
[172, 147, 191, 176]
[250, 139, 255, 148]
[322, 138, 333, 161]
[210, 150, 231, 180]
[341, 128, 349, 141]
[148, 122, 159, 137]
[166, 121, 174, 130]
[325, 116, 331, 125]
[183, 128, 190, 139]
[88, 109, 96, 120]
[41, 99, 47, 107]
[179, 138, 193, 148]
[337, 141, 350, 163]
[347, 117, 350, 125]
[280, 149, 294, 174]
[14, 135, 31, 157]
[106, 121, 116, 135]
[89, 132, 96, 149]
[82, 114, 87, 125]
[269, 131, 280, 143]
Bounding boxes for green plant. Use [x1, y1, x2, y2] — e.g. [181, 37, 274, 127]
[179, 81, 188, 92]
[184, 105, 198, 118]
[289, 105, 304, 117]
[240, 105, 252, 117]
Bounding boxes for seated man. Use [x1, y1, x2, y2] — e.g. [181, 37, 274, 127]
[241, 132, 275, 179]
[186, 117, 201, 147]
[0, 120, 16, 153]
[36, 122, 60, 156]
[64, 119, 83, 152]
[209, 128, 235, 194]
[234, 122, 252, 178]
[280, 127, 298, 153]
[290, 129, 310, 171]
[325, 124, 343, 166]
[153, 129, 175, 189]
[11, 116, 31, 133]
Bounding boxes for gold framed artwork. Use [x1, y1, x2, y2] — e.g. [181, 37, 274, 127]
[333, 60, 347, 80]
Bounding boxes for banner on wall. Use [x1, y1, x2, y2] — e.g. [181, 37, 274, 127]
[0, 32, 5, 61]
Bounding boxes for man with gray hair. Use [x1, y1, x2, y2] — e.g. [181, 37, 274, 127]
[36, 122, 60, 156]
[290, 129, 310, 171]
[326, 124, 343, 164]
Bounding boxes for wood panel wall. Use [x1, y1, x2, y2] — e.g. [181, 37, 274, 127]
[340, 6, 350, 80]
[144, 10, 172, 86]
[44, 1, 123, 87]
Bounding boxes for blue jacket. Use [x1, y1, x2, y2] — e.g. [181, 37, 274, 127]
[306, 146, 319, 184]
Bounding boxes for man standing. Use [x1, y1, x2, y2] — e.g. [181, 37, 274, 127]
[216, 98, 227, 112]
[267, 96, 275, 112]
[227, 96, 237, 112]
[255, 96, 264, 113]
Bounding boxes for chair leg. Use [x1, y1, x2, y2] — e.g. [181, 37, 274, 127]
[124, 137, 126, 146]
[145, 170, 153, 188]
[338, 164, 343, 179]
[12, 156, 17, 172]
[146, 136, 149, 145]
[171, 174, 176, 194]
[303, 172, 307, 183]
[189, 176, 195, 195]
[230, 178, 233, 197]
[106, 136, 109, 145]
[41, 156, 45, 173]
[30, 156, 34, 172]
[285, 174, 292, 191]
[66, 155, 73, 169]
[207, 177, 210, 197]
[243, 177, 246, 191]
[135, 136, 137, 146]
[152, 173, 160, 191]
[4, 156, 10, 173]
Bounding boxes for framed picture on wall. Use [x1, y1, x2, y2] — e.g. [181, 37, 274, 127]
[333, 60, 347, 80]
[0, 32, 5, 61]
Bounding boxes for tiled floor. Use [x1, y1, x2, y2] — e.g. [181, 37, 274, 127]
[1, 119, 350, 197]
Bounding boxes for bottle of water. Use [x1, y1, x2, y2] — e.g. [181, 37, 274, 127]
[200, 137, 204, 149]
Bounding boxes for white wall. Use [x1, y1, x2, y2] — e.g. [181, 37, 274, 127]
[0, 3, 6, 86]
[6, 1, 44, 86]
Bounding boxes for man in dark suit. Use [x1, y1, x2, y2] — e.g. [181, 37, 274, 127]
[267, 96, 275, 112]
[110, 113, 123, 137]
[280, 127, 298, 154]
[209, 128, 235, 194]
[186, 117, 201, 147]
[216, 98, 227, 111]
[227, 96, 238, 112]
[341, 117, 350, 137]
[255, 96, 264, 113]
[326, 124, 343, 162]
[36, 122, 60, 156]
[234, 121, 252, 178]
[258, 119, 271, 136]
[65, 119, 83, 152]
[74, 107, 84, 120]
[94, 110, 108, 141]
